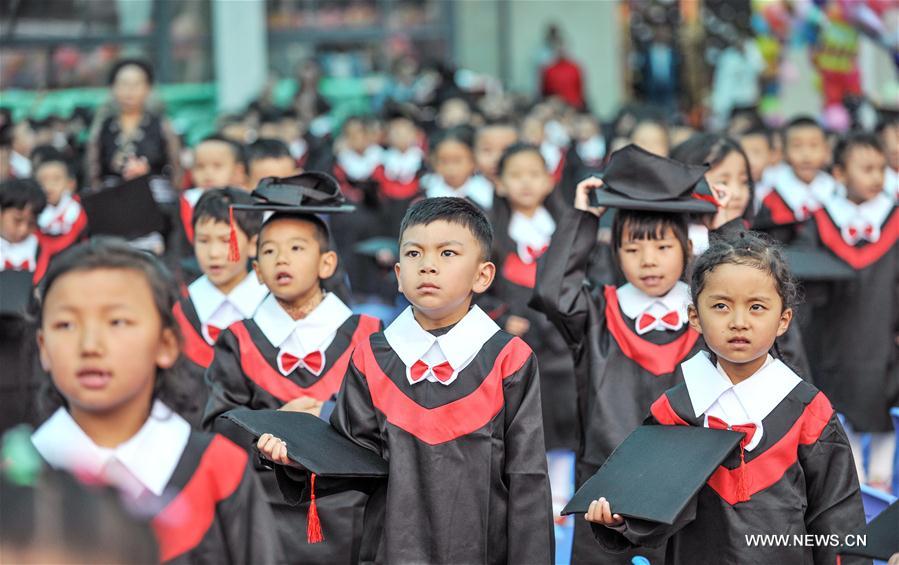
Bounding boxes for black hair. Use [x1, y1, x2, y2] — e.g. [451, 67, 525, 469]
[399, 196, 493, 261]
[781, 115, 824, 145]
[611, 210, 691, 280]
[832, 131, 884, 169]
[245, 137, 292, 165]
[497, 142, 546, 177]
[739, 124, 774, 148]
[670, 133, 755, 222]
[875, 112, 899, 134]
[1, 469, 158, 564]
[32, 146, 75, 179]
[691, 231, 799, 312]
[257, 212, 331, 256]
[36, 238, 191, 418]
[0, 178, 47, 215]
[192, 188, 262, 237]
[196, 134, 247, 170]
[429, 125, 475, 154]
[107, 58, 154, 86]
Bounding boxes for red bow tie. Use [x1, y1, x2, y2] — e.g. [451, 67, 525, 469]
[202, 324, 222, 345]
[525, 244, 549, 261]
[3, 259, 32, 271]
[636, 310, 681, 333]
[797, 204, 813, 221]
[409, 360, 454, 384]
[278, 350, 324, 376]
[845, 223, 875, 244]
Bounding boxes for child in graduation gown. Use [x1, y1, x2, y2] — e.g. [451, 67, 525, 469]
[371, 107, 426, 232]
[421, 127, 495, 212]
[489, 143, 577, 452]
[0, 178, 62, 284]
[259, 196, 554, 564]
[753, 117, 837, 243]
[202, 173, 382, 564]
[531, 145, 718, 564]
[173, 189, 268, 427]
[30, 239, 281, 564]
[586, 232, 866, 565]
[34, 151, 87, 252]
[796, 132, 899, 490]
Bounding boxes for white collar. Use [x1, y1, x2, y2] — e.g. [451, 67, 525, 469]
[509, 207, 556, 261]
[576, 135, 606, 164]
[290, 138, 308, 161]
[540, 141, 563, 172]
[689, 223, 710, 256]
[423, 173, 494, 210]
[384, 305, 500, 386]
[766, 163, 836, 219]
[32, 400, 191, 498]
[885, 167, 898, 201]
[10, 151, 32, 177]
[37, 192, 80, 234]
[182, 187, 204, 206]
[383, 147, 423, 182]
[1, 233, 39, 270]
[616, 281, 690, 329]
[821, 191, 895, 244]
[253, 292, 352, 351]
[337, 146, 383, 180]
[187, 273, 269, 325]
[681, 352, 801, 451]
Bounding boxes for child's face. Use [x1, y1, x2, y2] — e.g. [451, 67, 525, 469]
[784, 126, 829, 184]
[474, 127, 518, 182]
[387, 119, 418, 152]
[688, 263, 792, 370]
[521, 117, 545, 145]
[739, 134, 772, 183]
[434, 140, 476, 189]
[192, 141, 245, 190]
[343, 122, 370, 154]
[707, 151, 751, 218]
[395, 220, 495, 327]
[253, 218, 336, 305]
[880, 124, 899, 171]
[500, 151, 554, 213]
[617, 225, 685, 297]
[835, 146, 886, 204]
[248, 157, 297, 190]
[194, 218, 255, 293]
[630, 123, 669, 157]
[572, 115, 599, 142]
[0, 206, 36, 243]
[36, 162, 76, 206]
[38, 268, 179, 419]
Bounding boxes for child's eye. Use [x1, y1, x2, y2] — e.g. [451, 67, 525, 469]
[111, 318, 133, 327]
[750, 304, 766, 311]
[712, 303, 727, 310]
[262, 248, 273, 255]
[658, 244, 672, 250]
[441, 249, 457, 257]
[52, 320, 73, 330]
[405, 250, 420, 258]
[291, 245, 302, 252]
[623, 248, 637, 254]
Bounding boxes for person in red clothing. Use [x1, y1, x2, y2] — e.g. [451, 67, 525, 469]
[539, 26, 586, 110]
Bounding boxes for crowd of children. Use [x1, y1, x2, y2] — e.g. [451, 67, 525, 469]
[1, 56, 898, 564]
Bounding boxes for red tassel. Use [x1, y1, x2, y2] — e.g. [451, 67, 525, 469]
[737, 442, 749, 503]
[306, 473, 324, 544]
[227, 207, 240, 263]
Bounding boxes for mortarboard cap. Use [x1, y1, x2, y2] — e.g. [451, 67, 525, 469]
[782, 246, 856, 281]
[231, 171, 355, 215]
[562, 425, 742, 524]
[839, 498, 898, 561]
[589, 145, 717, 214]
[80, 175, 165, 239]
[0, 270, 34, 317]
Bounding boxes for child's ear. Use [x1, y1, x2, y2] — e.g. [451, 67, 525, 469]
[394, 262, 403, 293]
[776, 307, 793, 337]
[831, 165, 845, 184]
[318, 250, 338, 279]
[687, 304, 703, 334]
[472, 260, 496, 295]
[156, 327, 180, 369]
[36, 329, 51, 372]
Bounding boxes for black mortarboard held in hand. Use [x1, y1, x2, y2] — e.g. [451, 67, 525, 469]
[562, 425, 742, 524]
[0, 270, 34, 317]
[839, 498, 899, 561]
[227, 171, 354, 262]
[222, 408, 387, 544]
[80, 175, 165, 239]
[589, 144, 718, 214]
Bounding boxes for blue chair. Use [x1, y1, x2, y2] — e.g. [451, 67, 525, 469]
[860, 484, 897, 523]
[891, 407, 899, 496]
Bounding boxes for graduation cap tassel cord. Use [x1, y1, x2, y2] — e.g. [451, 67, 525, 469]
[307, 473, 324, 544]
[227, 207, 240, 263]
[737, 440, 749, 503]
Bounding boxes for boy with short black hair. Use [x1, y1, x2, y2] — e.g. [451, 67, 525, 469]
[173, 187, 267, 426]
[0, 178, 54, 283]
[754, 116, 837, 242]
[260, 196, 554, 564]
[738, 124, 775, 185]
[33, 149, 87, 251]
[246, 138, 299, 189]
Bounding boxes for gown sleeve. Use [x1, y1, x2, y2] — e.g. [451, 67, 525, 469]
[502, 352, 555, 564]
[202, 329, 254, 433]
[217, 458, 284, 564]
[530, 208, 601, 350]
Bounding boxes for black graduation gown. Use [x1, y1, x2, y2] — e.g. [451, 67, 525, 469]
[371, 159, 425, 234]
[326, 327, 555, 564]
[150, 431, 282, 564]
[489, 196, 577, 450]
[172, 296, 217, 428]
[591, 380, 868, 565]
[530, 208, 703, 564]
[202, 314, 382, 564]
[752, 188, 809, 244]
[796, 204, 899, 432]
